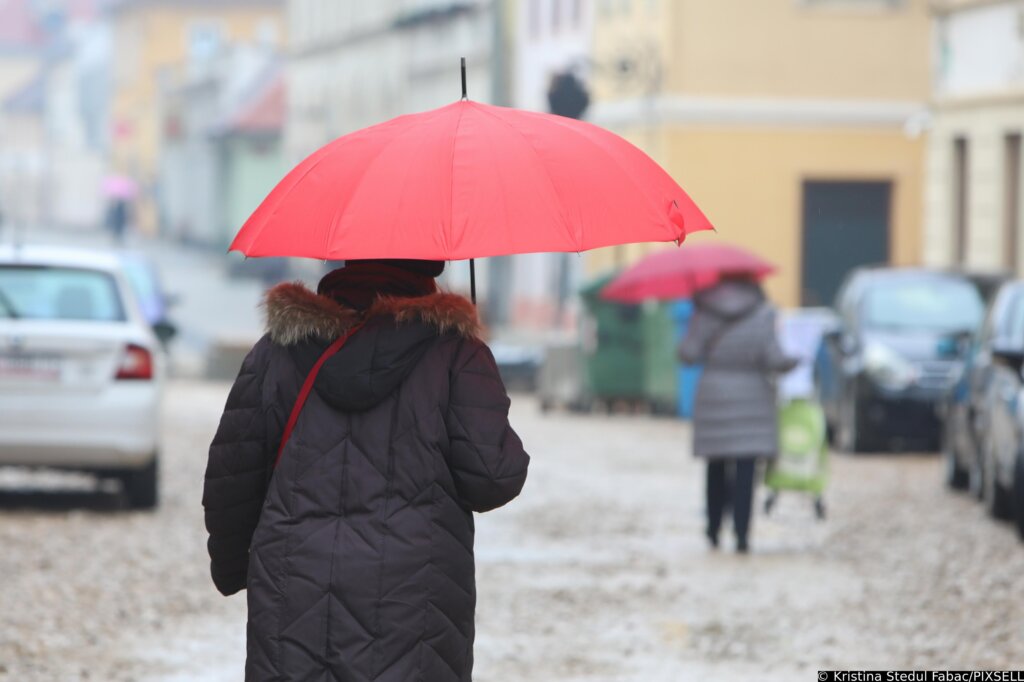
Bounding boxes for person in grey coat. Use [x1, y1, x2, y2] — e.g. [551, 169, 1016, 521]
[678, 277, 797, 553]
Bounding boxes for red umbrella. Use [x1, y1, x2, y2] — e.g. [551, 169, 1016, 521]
[230, 63, 712, 276]
[600, 243, 775, 303]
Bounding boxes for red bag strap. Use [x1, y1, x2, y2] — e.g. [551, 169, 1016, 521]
[275, 323, 365, 468]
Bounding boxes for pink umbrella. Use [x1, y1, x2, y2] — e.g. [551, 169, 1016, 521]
[101, 174, 139, 200]
[601, 243, 776, 303]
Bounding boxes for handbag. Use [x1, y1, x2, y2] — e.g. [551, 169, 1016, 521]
[274, 323, 365, 468]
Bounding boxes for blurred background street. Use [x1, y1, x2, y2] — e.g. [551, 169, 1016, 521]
[2, 386, 1024, 681]
[1, 0, 1024, 678]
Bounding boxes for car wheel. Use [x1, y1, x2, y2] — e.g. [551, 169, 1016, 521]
[983, 443, 1013, 520]
[1015, 453, 1024, 542]
[943, 419, 969, 491]
[969, 436, 986, 501]
[119, 454, 159, 511]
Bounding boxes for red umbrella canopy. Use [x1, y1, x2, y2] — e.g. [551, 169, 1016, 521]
[230, 100, 713, 261]
[601, 243, 776, 303]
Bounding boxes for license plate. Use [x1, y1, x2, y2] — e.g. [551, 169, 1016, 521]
[0, 353, 62, 381]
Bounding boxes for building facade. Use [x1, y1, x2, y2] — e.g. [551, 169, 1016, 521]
[107, 0, 285, 233]
[159, 45, 285, 249]
[588, 0, 931, 307]
[923, 0, 1024, 272]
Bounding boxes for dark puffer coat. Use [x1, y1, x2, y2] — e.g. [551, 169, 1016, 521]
[203, 283, 530, 682]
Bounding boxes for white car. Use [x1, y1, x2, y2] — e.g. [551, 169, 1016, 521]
[0, 245, 164, 509]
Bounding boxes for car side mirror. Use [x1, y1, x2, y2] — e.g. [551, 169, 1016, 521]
[938, 330, 974, 359]
[153, 320, 178, 344]
[822, 329, 856, 356]
[991, 341, 1024, 373]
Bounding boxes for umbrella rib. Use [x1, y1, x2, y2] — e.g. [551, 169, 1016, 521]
[472, 104, 577, 251]
[323, 111, 444, 259]
[447, 104, 467, 258]
[241, 115, 414, 257]
[241, 141, 341, 256]
[535, 112, 680, 243]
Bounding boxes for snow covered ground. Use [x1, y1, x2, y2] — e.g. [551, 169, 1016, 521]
[1, 383, 1022, 680]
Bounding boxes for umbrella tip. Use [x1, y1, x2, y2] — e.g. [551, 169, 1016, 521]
[460, 57, 467, 100]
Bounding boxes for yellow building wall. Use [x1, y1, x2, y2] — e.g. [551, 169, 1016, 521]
[670, 0, 931, 100]
[586, 0, 930, 308]
[588, 126, 925, 307]
[112, 5, 284, 173]
[591, 0, 929, 101]
[110, 3, 285, 232]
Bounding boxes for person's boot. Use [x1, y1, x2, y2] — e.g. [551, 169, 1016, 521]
[706, 528, 719, 549]
[736, 537, 749, 554]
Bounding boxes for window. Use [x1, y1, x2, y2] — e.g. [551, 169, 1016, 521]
[256, 17, 279, 46]
[187, 21, 223, 61]
[862, 278, 983, 332]
[953, 137, 969, 266]
[529, 0, 542, 37]
[1005, 291, 1024, 347]
[1005, 133, 1022, 272]
[0, 266, 125, 322]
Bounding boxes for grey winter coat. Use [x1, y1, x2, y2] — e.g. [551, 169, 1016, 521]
[203, 283, 529, 682]
[678, 280, 797, 459]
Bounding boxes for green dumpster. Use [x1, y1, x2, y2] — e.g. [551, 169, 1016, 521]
[580, 273, 645, 405]
[639, 300, 679, 414]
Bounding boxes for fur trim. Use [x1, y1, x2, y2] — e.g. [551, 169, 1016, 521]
[263, 282, 480, 345]
[263, 282, 361, 346]
[369, 293, 481, 340]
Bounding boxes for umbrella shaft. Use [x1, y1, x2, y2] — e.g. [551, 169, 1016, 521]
[461, 57, 468, 99]
[470, 258, 476, 305]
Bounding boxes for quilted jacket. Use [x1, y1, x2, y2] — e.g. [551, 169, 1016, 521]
[678, 279, 797, 459]
[203, 282, 530, 682]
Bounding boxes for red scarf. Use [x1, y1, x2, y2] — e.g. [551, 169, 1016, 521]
[317, 263, 437, 311]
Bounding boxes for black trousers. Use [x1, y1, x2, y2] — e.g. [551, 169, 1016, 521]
[706, 457, 758, 541]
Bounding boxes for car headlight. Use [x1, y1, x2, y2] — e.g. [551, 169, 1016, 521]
[863, 342, 917, 391]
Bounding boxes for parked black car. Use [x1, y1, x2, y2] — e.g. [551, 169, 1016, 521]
[816, 267, 985, 452]
[947, 281, 1024, 536]
[941, 275, 1013, 494]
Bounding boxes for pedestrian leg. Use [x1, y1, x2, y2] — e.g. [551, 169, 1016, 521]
[706, 460, 726, 548]
[733, 457, 757, 553]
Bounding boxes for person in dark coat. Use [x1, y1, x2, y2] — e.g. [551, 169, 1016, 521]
[678, 277, 796, 553]
[203, 259, 530, 682]
[106, 198, 131, 245]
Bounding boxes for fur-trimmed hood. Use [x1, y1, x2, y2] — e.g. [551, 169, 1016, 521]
[263, 282, 481, 412]
[264, 282, 480, 346]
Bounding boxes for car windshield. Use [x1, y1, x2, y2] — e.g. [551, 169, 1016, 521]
[0, 265, 126, 322]
[861, 277, 984, 332]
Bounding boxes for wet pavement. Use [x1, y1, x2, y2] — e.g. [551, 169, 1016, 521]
[1, 382, 1023, 681]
